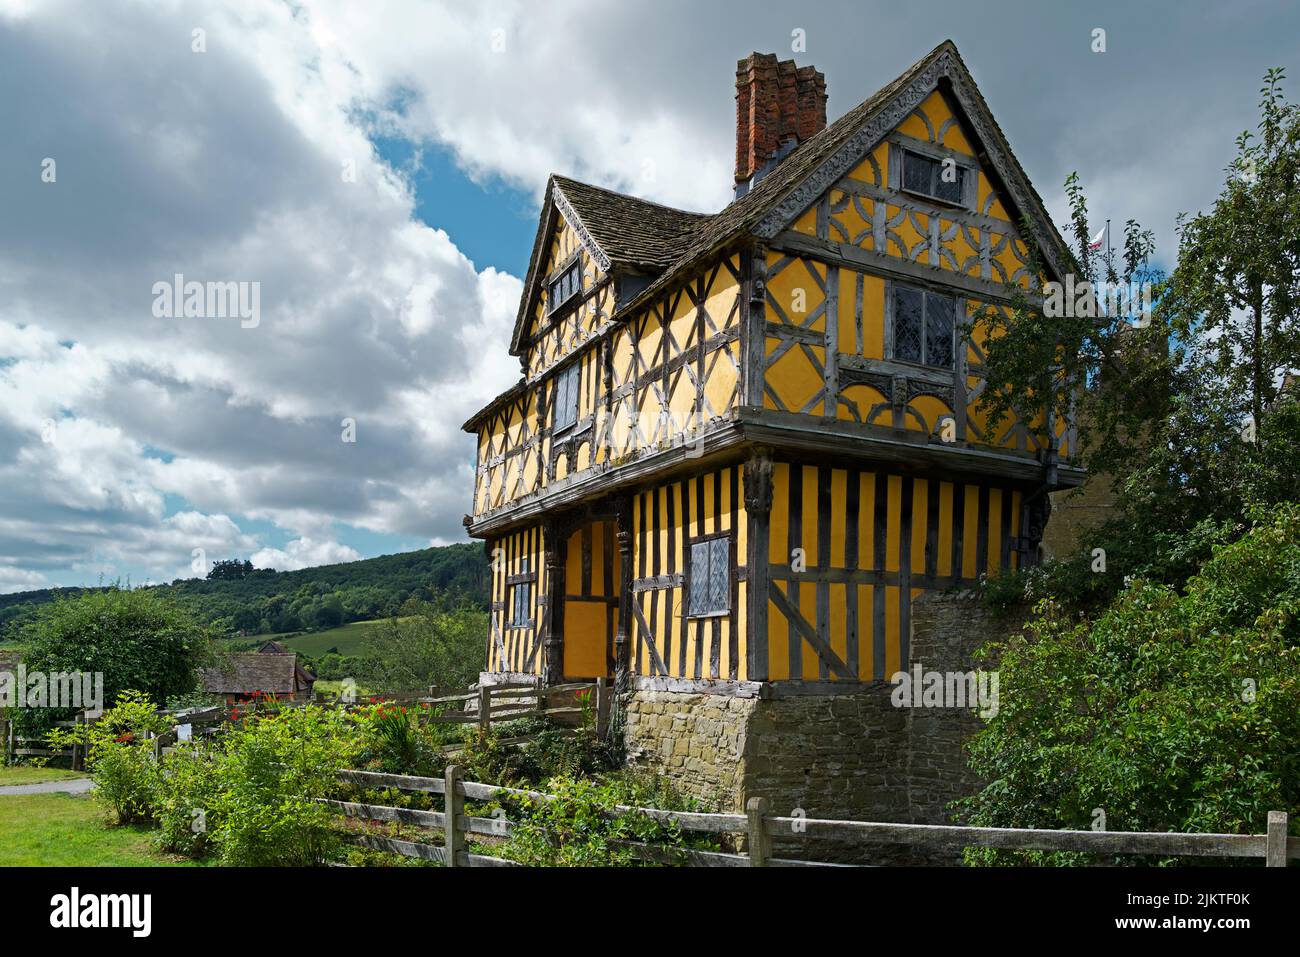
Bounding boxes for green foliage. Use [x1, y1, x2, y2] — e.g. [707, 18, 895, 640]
[48, 691, 172, 825]
[958, 507, 1300, 864]
[494, 771, 717, 867]
[206, 705, 359, 866]
[207, 559, 254, 581]
[0, 542, 490, 642]
[355, 599, 487, 692]
[15, 587, 213, 735]
[154, 744, 220, 856]
[978, 69, 1300, 610]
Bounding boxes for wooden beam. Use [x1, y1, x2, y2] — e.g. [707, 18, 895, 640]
[743, 451, 773, 681]
[630, 598, 669, 677]
[768, 583, 854, 680]
[771, 229, 1039, 311]
[444, 764, 467, 868]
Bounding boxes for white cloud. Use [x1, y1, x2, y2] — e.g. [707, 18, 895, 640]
[251, 537, 362, 572]
[0, 0, 526, 584]
[0, 0, 1286, 590]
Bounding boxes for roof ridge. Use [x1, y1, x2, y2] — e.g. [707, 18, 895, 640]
[550, 173, 713, 219]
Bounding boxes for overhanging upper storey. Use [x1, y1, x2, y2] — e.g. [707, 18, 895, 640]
[463, 40, 1082, 539]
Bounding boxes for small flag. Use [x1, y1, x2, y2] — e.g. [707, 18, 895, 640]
[1088, 226, 1106, 251]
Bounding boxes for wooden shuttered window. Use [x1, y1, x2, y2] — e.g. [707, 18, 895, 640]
[553, 362, 581, 432]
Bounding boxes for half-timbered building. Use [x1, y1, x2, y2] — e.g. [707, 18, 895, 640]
[463, 41, 1082, 724]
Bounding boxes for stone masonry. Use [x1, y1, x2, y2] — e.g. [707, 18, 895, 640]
[621, 592, 1028, 863]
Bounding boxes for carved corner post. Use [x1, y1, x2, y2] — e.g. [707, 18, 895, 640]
[743, 450, 774, 682]
[541, 519, 566, 686]
[741, 243, 768, 409]
[613, 496, 634, 698]
[1018, 448, 1060, 569]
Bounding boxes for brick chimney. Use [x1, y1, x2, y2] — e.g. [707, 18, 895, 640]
[735, 53, 827, 197]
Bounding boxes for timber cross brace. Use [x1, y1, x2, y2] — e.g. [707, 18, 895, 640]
[467, 39, 1082, 695]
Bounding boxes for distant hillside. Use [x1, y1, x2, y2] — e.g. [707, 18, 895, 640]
[0, 542, 489, 641]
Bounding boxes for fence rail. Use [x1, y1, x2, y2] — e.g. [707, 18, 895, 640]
[2, 678, 598, 769]
[321, 767, 1298, 868]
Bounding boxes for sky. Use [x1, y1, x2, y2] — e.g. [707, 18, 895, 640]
[0, 0, 1296, 592]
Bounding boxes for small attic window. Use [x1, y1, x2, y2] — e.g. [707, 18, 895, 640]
[547, 261, 582, 313]
[901, 149, 968, 206]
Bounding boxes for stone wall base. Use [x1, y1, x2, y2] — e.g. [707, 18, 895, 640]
[620, 592, 1027, 865]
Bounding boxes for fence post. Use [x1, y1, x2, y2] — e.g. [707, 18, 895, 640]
[444, 764, 467, 867]
[746, 797, 770, 867]
[594, 678, 609, 738]
[1266, 811, 1289, 867]
[1, 715, 9, 765]
[478, 685, 491, 734]
[71, 711, 84, 772]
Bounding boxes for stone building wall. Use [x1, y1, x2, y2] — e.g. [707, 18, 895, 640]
[620, 592, 1029, 863]
[620, 690, 759, 812]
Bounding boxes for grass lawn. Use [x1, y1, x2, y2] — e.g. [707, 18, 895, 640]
[0, 766, 87, 786]
[0, 792, 205, 866]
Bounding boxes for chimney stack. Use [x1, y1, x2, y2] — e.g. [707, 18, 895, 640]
[735, 53, 827, 197]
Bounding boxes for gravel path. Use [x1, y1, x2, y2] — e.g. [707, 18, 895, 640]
[0, 777, 93, 796]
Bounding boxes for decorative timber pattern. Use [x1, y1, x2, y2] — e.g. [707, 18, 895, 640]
[467, 41, 1082, 692]
[472, 240, 743, 518]
[761, 90, 1068, 458]
[630, 465, 747, 682]
[752, 459, 1021, 682]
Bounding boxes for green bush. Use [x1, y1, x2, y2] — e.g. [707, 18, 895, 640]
[48, 690, 172, 825]
[154, 744, 220, 856]
[494, 771, 717, 866]
[207, 705, 358, 866]
[959, 505, 1300, 864]
[15, 587, 214, 736]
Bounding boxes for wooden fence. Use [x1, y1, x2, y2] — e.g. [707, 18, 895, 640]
[1, 711, 94, 769]
[414, 680, 608, 736]
[320, 768, 1299, 868]
[2, 680, 602, 771]
[309, 679, 607, 736]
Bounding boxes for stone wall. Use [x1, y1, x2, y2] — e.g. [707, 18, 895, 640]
[621, 690, 758, 813]
[620, 592, 1029, 863]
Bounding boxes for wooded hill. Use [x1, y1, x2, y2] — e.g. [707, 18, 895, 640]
[0, 543, 489, 642]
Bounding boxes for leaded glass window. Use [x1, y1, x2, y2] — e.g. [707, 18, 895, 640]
[688, 537, 730, 616]
[891, 283, 957, 370]
[547, 261, 581, 312]
[510, 559, 533, 627]
[901, 149, 967, 205]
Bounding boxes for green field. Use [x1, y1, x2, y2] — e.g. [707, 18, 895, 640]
[0, 793, 204, 867]
[0, 766, 88, 786]
[250, 617, 415, 657]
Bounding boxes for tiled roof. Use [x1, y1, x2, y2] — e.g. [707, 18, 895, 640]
[199, 653, 311, 696]
[551, 175, 709, 273]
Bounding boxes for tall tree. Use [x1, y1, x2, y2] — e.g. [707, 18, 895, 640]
[978, 68, 1300, 599]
